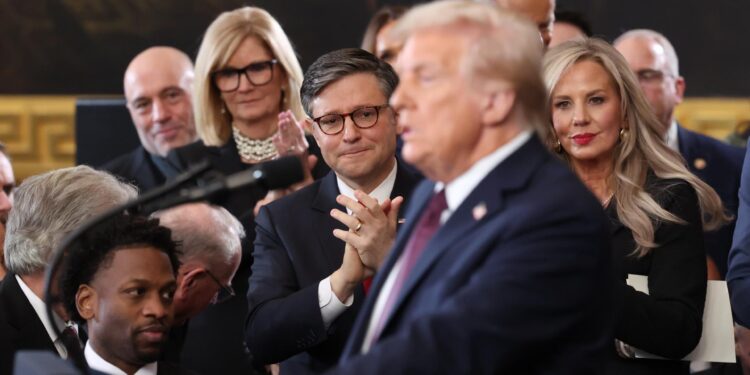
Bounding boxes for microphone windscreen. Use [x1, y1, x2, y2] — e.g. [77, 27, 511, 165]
[258, 156, 305, 190]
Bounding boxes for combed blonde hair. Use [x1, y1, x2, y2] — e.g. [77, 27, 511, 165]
[193, 6, 304, 146]
[542, 38, 729, 256]
[389, 0, 548, 132]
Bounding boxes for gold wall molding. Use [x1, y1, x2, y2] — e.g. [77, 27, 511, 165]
[0, 96, 747, 183]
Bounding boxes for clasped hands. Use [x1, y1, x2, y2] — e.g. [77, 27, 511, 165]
[329, 190, 404, 302]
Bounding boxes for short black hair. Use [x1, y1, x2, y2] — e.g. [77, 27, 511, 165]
[300, 48, 398, 117]
[60, 213, 180, 324]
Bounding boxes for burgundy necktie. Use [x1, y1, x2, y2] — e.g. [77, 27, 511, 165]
[368, 189, 447, 345]
[60, 325, 85, 368]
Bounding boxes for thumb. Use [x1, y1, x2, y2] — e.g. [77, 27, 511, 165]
[388, 196, 405, 228]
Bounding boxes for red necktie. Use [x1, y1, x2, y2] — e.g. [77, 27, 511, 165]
[368, 190, 447, 345]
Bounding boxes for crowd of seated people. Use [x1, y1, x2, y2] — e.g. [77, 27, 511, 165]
[2, 0, 750, 374]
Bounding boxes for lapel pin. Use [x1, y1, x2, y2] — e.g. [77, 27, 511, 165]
[397, 218, 406, 224]
[693, 158, 707, 170]
[472, 202, 487, 221]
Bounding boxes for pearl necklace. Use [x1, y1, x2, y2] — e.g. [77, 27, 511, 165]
[232, 126, 278, 163]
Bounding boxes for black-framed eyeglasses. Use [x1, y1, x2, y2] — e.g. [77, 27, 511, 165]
[212, 59, 279, 92]
[205, 269, 235, 304]
[312, 104, 390, 135]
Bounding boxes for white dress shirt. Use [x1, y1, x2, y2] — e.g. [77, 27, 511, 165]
[318, 160, 398, 329]
[665, 120, 679, 151]
[85, 342, 157, 375]
[361, 130, 533, 353]
[16, 275, 69, 359]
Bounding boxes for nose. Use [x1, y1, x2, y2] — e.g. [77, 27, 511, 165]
[572, 102, 590, 126]
[151, 98, 171, 124]
[143, 293, 169, 319]
[0, 191, 11, 213]
[341, 116, 362, 143]
[390, 83, 406, 113]
[237, 72, 254, 92]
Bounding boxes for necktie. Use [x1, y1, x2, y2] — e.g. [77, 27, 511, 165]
[368, 189, 447, 345]
[59, 325, 86, 369]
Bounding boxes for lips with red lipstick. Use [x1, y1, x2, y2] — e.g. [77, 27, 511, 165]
[571, 133, 596, 146]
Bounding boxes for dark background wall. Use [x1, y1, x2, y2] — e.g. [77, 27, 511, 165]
[1, 0, 748, 96]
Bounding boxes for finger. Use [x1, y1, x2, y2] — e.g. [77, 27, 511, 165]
[307, 154, 318, 171]
[333, 229, 366, 249]
[331, 208, 361, 229]
[353, 190, 380, 211]
[388, 196, 405, 229]
[336, 195, 371, 221]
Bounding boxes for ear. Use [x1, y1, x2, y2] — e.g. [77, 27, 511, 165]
[181, 267, 206, 290]
[480, 88, 516, 127]
[674, 75, 686, 105]
[76, 285, 96, 320]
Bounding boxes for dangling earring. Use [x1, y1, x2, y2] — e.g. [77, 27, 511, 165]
[619, 128, 629, 142]
[554, 139, 563, 153]
[220, 102, 227, 115]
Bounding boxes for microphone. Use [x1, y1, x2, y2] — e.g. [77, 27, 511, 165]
[139, 155, 304, 214]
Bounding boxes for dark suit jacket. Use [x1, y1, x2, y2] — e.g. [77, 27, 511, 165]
[101, 146, 170, 193]
[0, 274, 58, 375]
[606, 176, 706, 375]
[327, 136, 613, 374]
[728, 145, 750, 327]
[678, 125, 744, 277]
[165, 137, 328, 375]
[246, 162, 420, 373]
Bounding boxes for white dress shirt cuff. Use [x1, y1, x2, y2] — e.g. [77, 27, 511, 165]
[318, 276, 353, 329]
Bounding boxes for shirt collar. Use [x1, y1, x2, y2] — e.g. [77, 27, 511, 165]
[436, 130, 532, 215]
[85, 341, 158, 375]
[16, 275, 66, 343]
[665, 120, 679, 151]
[336, 159, 398, 214]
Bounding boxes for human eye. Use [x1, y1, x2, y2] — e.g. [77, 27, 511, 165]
[246, 61, 270, 73]
[589, 96, 605, 105]
[161, 287, 175, 302]
[319, 115, 340, 126]
[553, 100, 571, 109]
[163, 88, 184, 102]
[125, 287, 146, 298]
[357, 107, 378, 119]
[215, 68, 238, 79]
[132, 99, 151, 113]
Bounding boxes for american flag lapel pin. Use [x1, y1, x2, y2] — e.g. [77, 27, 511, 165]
[472, 202, 487, 221]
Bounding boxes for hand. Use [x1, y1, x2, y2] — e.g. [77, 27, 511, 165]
[330, 243, 373, 302]
[252, 155, 319, 216]
[736, 324, 750, 373]
[331, 190, 404, 271]
[273, 110, 308, 156]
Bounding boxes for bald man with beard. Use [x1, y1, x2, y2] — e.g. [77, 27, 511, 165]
[102, 46, 198, 192]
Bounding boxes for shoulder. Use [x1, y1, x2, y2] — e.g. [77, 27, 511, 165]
[168, 140, 221, 167]
[680, 126, 744, 166]
[260, 176, 327, 217]
[100, 147, 143, 171]
[157, 361, 199, 375]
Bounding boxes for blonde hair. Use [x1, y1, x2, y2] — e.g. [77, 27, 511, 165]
[542, 38, 729, 256]
[193, 6, 304, 146]
[390, 0, 547, 132]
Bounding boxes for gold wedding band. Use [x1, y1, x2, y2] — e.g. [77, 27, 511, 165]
[354, 221, 362, 232]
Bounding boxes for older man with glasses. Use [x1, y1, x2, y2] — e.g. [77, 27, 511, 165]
[151, 203, 244, 364]
[245, 48, 421, 374]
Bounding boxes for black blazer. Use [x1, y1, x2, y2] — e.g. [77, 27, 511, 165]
[0, 274, 58, 375]
[606, 176, 706, 375]
[678, 125, 744, 277]
[330, 136, 614, 374]
[246, 162, 420, 373]
[101, 146, 170, 192]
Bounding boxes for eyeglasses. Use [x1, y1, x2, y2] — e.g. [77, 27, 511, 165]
[312, 105, 390, 135]
[635, 68, 671, 84]
[212, 59, 278, 92]
[205, 269, 235, 304]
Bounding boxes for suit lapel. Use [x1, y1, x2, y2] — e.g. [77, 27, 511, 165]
[384, 136, 549, 330]
[311, 172, 349, 275]
[2, 274, 58, 352]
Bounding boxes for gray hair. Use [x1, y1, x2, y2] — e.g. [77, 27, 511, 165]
[153, 203, 244, 271]
[4, 166, 137, 275]
[300, 48, 399, 117]
[614, 29, 680, 76]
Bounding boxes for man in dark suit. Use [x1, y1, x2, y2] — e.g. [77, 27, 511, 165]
[323, 2, 613, 374]
[0, 166, 137, 375]
[102, 46, 198, 192]
[59, 213, 192, 375]
[615, 29, 744, 278]
[246, 48, 420, 373]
